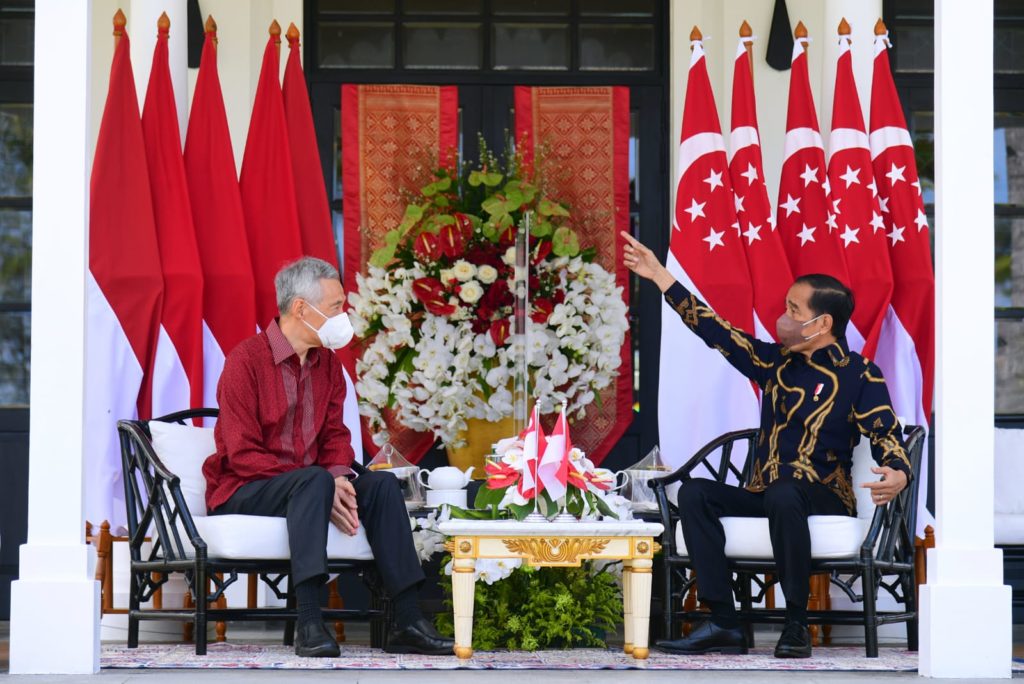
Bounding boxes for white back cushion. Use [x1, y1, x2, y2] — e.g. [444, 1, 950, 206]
[851, 436, 877, 519]
[995, 427, 1024, 514]
[149, 421, 215, 517]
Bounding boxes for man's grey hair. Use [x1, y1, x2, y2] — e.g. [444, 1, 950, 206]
[275, 257, 340, 315]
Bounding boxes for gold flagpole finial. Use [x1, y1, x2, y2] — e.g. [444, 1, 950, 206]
[740, 20, 753, 39]
[157, 11, 171, 34]
[690, 25, 703, 42]
[113, 9, 127, 44]
[269, 19, 282, 41]
[287, 22, 300, 44]
[794, 21, 808, 40]
[838, 17, 851, 36]
[874, 18, 888, 36]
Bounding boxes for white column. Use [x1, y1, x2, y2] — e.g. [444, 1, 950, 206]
[9, 0, 100, 674]
[130, 0, 187, 141]
[920, 0, 1012, 678]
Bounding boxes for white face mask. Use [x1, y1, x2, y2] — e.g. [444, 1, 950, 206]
[302, 303, 354, 350]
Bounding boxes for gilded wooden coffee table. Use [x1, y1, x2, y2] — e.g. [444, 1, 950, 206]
[437, 519, 664, 660]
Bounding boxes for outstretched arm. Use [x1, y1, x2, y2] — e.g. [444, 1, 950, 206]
[621, 231, 778, 385]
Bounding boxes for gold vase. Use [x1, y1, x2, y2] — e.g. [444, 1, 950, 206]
[446, 414, 518, 479]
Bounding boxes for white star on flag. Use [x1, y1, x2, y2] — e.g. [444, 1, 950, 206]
[886, 162, 906, 185]
[800, 164, 819, 187]
[878, 196, 890, 213]
[703, 226, 725, 250]
[731, 220, 741, 236]
[704, 169, 724, 192]
[912, 179, 922, 195]
[871, 212, 886, 233]
[887, 225, 906, 245]
[740, 162, 758, 185]
[797, 224, 816, 245]
[780, 194, 801, 217]
[867, 178, 878, 197]
[743, 223, 762, 244]
[823, 176, 831, 197]
[826, 212, 838, 232]
[839, 165, 861, 188]
[840, 225, 860, 246]
[832, 197, 842, 215]
[915, 208, 929, 231]
[734, 193, 745, 213]
[684, 198, 706, 222]
[767, 214, 777, 230]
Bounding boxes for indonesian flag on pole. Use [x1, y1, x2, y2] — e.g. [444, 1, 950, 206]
[776, 26, 862, 350]
[870, 23, 935, 532]
[86, 14, 164, 527]
[517, 405, 547, 500]
[240, 22, 304, 329]
[826, 25, 894, 359]
[659, 30, 758, 470]
[184, 20, 257, 410]
[729, 29, 793, 341]
[142, 14, 205, 420]
[538, 405, 571, 501]
[282, 22, 363, 460]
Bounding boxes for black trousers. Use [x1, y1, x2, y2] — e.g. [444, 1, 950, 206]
[677, 477, 848, 612]
[212, 467, 425, 596]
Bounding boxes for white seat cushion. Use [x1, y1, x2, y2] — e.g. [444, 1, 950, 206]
[149, 420, 215, 516]
[191, 514, 374, 561]
[674, 515, 869, 560]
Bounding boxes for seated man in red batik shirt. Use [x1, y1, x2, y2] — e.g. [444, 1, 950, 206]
[203, 257, 454, 658]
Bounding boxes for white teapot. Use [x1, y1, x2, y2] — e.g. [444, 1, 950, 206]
[417, 466, 475, 490]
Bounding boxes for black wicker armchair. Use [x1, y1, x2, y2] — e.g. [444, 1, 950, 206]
[648, 425, 926, 657]
[116, 408, 390, 655]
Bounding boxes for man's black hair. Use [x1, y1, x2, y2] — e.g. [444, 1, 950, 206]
[793, 274, 855, 339]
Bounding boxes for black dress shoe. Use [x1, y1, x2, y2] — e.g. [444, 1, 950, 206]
[295, 620, 340, 658]
[774, 621, 812, 658]
[656, 619, 748, 655]
[384, 618, 456, 655]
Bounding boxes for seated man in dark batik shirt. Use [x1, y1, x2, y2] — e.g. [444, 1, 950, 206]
[203, 257, 453, 658]
[622, 232, 912, 659]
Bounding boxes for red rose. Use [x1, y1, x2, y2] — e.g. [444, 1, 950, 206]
[531, 297, 554, 324]
[489, 319, 511, 346]
[414, 232, 442, 262]
[439, 222, 465, 259]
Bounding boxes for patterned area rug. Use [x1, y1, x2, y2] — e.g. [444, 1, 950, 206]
[99, 643, 994, 671]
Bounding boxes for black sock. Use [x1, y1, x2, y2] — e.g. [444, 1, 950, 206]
[393, 586, 424, 629]
[295, 578, 323, 628]
[707, 600, 739, 629]
[786, 605, 808, 626]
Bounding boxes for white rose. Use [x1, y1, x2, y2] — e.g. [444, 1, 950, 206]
[459, 280, 484, 304]
[478, 265, 499, 284]
[440, 269, 456, 285]
[452, 260, 477, 282]
[502, 246, 517, 266]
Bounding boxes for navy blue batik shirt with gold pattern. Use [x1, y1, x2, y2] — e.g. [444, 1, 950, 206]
[664, 281, 912, 516]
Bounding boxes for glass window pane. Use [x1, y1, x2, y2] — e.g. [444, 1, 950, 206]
[892, 26, 933, 73]
[996, 27, 1024, 74]
[333, 107, 342, 202]
[0, 209, 31, 302]
[493, 24, 569, 71]
[580, 0, 655, 16]
[492, 0, 569, 15]
[403, 23, 481, 69]
[996, 318, 1024, 413]
[580, 24, 654, 71]
[404, 0, 482, 13]
[909, 112, 934, 205]
[0, 15, 33, 66]
[0, 104, 32, 197]
[317, 22, 395, 68]
[0, 311, 29, 407]
[995, 113, 1024, 205]
[332, 210, 344, 272]
[995, 217, 1022, 308]
[318, 0, 395, 13]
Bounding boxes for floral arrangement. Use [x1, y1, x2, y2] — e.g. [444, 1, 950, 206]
[476, 435, 633, 521]
[349, 145, 629, 447]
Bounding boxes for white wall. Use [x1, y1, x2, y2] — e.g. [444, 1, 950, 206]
[669, 0, 883, 216]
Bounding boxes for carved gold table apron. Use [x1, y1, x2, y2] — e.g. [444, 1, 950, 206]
[437, 520, 664, 660]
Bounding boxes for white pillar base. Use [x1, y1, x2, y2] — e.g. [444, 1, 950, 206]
[919, 549, 1012, 679]
[9, 543, 101, 674]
